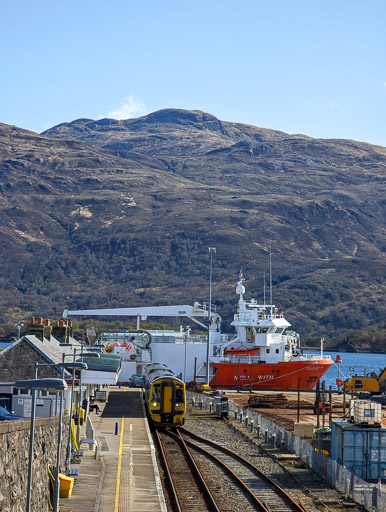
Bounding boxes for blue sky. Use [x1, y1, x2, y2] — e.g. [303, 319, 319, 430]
[1, 0, 385, 145]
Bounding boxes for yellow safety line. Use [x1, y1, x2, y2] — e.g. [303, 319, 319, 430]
[114, 416, 125, 512]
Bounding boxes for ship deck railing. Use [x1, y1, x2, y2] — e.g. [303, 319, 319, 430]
[218, 353, 332, 364]
[300, 353, 332, 361]
[220, 355, 273, 364]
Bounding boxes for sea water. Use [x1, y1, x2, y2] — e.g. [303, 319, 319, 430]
[305, 350, 386, 390]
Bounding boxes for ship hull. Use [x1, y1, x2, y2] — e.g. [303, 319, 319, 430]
[209, 358, 333, 390]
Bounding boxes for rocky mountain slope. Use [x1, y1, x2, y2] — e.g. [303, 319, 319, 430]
[0, 109, 385, 349]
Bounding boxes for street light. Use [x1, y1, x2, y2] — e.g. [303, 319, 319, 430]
[14, 378, 67, 512]
[76, 351, 100, 447]
[15, 321, 24, 339]
[65, 360, 89, 472]
[34, 361, 88, 512]
[205, 247, 216, 387]
[183, 326, 190, 383]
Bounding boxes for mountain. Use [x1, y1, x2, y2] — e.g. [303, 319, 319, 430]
[0, 109, 385, 350]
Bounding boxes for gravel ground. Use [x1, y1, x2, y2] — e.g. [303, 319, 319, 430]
[185, 406, 366, 512]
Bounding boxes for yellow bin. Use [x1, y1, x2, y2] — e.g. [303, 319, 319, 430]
[59, 473, 74, 498]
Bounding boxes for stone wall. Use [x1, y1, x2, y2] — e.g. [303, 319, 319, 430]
[0, 416, 69, 512]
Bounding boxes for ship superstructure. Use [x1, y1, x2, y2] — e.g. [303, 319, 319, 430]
[217, 277, 300, 363]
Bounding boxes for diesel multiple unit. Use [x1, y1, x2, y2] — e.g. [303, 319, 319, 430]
[143, 363, 186, 427]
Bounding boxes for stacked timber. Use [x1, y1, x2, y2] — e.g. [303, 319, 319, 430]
[248, 393, 288, 409]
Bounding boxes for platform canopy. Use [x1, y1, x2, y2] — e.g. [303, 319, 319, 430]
[76, 354, 121, 385]
[80, 369, 120, 385]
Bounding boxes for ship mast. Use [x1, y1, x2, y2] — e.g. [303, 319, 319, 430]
[269, 243, 273, 316]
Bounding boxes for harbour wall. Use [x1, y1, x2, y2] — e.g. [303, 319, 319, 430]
[0, 416, 69, 512]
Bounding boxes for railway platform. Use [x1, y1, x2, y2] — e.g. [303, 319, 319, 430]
[60, 388, 166, 512]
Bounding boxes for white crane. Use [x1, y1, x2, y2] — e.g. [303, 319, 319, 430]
[62, 302, 221, 331]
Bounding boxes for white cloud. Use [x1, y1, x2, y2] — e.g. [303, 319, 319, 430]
[107, 95, 147, 119]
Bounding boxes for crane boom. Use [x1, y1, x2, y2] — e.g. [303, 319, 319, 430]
[62, 303, 221, 330]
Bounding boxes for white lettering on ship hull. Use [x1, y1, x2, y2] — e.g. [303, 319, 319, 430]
[233, 374, 274, 381]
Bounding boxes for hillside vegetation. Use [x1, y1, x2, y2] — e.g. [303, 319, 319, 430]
[0, 109, 385, 350]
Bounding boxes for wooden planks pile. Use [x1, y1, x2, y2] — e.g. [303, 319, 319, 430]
[248, 393, 288, 409]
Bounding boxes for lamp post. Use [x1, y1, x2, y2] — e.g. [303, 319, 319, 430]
[34, 361, 87, 512]
[205, 247, 216, 387]
[76, 351, 100, 448]
[183, 326, 190, 383]
[15, 321, 24, 339]
[14, 378, 67, 512]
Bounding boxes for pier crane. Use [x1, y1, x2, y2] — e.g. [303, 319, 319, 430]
[62, 303, 221, 334]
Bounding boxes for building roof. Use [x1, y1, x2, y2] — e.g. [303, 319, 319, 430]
[0, 335, 75, 378]
[77, 354, 121, 373]
[0, 335, 121, 385]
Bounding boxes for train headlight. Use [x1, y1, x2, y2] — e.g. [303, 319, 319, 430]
[175, 403, 182, 407]
[152, 402, 159, 407]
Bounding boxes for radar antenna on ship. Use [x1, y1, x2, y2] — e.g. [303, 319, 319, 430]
[236, 271, 245, 297]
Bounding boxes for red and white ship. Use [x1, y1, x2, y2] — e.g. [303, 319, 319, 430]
[198, 278, 333, 390]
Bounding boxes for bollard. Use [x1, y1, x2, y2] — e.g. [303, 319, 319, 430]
[209, 402, 213, 413]
[264, 428, 268, 443]
[240, 411, 243, 423]
[245, 416, 249, 428]
[234, 410, 238, 420]
[280, 439, 285, 453]
[200, 401, 203, 410]
[250, 420, 254, 433]
[115, 422, 118, 436]
[257, 424, 261, 438]
[272, 433, 276, 448]
[192, 399, 195, 406]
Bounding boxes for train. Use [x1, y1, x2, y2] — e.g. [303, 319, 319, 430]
[143, 363, 186, 427]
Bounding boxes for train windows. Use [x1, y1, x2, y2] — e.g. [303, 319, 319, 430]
[151, 384, 160, 401]
[175, 386, 184, 402]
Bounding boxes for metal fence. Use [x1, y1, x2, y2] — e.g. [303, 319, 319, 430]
[187, 392, 385, 512]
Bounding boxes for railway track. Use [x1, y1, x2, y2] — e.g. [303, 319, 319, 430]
[155, 426, 309, 511]
[155, 428, 221, 511]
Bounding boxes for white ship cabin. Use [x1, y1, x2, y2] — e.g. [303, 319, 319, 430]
[216, 280, 301, 364]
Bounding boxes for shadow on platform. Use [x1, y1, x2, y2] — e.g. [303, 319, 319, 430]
[100, 389, 143, 418]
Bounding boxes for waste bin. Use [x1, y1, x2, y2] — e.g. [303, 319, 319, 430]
[59, 473, 74, 498]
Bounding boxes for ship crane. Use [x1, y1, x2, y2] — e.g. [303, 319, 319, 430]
[62, 303, 221, 331]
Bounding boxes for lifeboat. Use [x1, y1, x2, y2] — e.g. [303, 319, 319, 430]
[225, 346, 260, 356]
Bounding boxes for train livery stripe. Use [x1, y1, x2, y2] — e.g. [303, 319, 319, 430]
[114, 416, 125, 512]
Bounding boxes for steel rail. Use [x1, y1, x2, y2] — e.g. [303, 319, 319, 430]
[156, 429, 221, 512]
[168, 428, 269, 511]
[179, 426, 306, 512]
[155, 429, 182, 512]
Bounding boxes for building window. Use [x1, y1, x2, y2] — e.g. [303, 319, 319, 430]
[276, 349, 280, 353]
[17, 388, 30, 395]
[266, 349, 270, 354]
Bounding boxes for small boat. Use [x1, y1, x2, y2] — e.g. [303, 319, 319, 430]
[225, 346, 260, 356]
